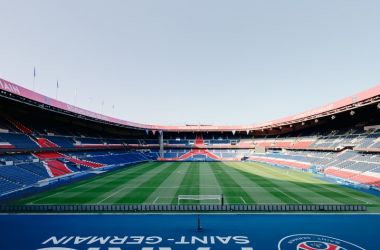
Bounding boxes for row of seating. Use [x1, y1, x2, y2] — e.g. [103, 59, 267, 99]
[0, 162, 49, 194]
[254, 128, 380, 150]
[3, 125, 380, 151]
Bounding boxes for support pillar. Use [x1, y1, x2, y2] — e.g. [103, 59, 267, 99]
[159, 130, 164, 158]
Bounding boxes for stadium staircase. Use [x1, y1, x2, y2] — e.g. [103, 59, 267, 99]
[177, 149, 221, 161]
[6, 117, 33, 135]
[41, 160, 72, 177]
[34, 152, 105, 170]
[159, 134, 229, 161]
[195, 134, 204, 146]
[4, 118, 42, 148]
[65, 157, 105, 168]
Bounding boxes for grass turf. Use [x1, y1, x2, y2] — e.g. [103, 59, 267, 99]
[13, 161, 380, 212]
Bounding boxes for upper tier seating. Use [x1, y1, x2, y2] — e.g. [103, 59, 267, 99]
[74, 137, 105, 145]
[249, 128, 380, 151]
[0, 133, 39, 149]
[44, 135, 75, 148]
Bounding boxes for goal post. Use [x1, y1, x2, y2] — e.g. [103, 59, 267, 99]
[177, 194, 224, 205]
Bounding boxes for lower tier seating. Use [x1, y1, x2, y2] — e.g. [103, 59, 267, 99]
[248, 150, 380, 188]
[0, 150, 149, 196]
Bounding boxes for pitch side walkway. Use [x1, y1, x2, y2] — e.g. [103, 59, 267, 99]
[0, 214, 377, 250]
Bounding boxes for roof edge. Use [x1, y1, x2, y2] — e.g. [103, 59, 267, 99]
[0, 77, 379, 132]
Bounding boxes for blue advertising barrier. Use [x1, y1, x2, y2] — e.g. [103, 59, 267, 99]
[0, 214, 377, 250]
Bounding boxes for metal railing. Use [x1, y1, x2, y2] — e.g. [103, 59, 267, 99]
[0, 204, 367, 213]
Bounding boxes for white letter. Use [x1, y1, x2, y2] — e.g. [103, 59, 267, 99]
[191, 236, 208, 244]
[175, 236, 190, 244]
[126, 236, 144, 244]
[216, 236, 231, 244]
[87, 236, 111, 245]
[233, 236, 250, 244]
[109, 236, 128, 244]
[146, 236, 162, 244]
[42, 236, 68, 245]
[74, 236, 91, 244]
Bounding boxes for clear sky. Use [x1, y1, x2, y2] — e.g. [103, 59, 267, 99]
[0, 0, 379, 126]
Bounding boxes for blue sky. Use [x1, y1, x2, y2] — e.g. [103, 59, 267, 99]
[0, 0, 379, 125]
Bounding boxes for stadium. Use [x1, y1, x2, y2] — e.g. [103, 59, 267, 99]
[1, 76, 380, 249]
[2, 1, 380, 250]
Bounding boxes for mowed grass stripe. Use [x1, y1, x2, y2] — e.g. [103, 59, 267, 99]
[199, 163, 223, 204]
[237, 163, 338, 204]
[172, 162, 200, 204]
[226, 162, 310, 204]
[111, 162, 179, 204]
[224, 162, 300, 204]
[66, 162, 166, 204]
[216, 163, 282, 204]
[210, 162, 255, 204]
[254, 162, 380, 205]
[17, 162, 156, 204]
[144, 162, 191, 204]
[13, 161, 380, 209]
[94, 162, 175, 204]
[200, 162, 222, 194]
[40, 162, 161, 204]
[253, 163, 352, 204]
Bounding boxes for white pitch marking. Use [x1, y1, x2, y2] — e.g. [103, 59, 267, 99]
[153, 196, 160, 204]
[96, 185, 133, 204]
[240, 196, 247, 204]
[274, 187, 302, 204]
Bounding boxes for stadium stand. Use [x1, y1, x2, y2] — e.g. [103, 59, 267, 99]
[247, 149, 380, 187]
[0, 150, 149, 196]
[1, 76, 380, 198]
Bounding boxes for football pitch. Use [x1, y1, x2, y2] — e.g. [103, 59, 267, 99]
[14, 162, 380, 212]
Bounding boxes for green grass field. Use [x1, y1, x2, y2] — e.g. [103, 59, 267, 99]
[14, 162, 380, 212]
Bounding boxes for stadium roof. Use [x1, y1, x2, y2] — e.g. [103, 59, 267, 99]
[1, 76, 379, 132]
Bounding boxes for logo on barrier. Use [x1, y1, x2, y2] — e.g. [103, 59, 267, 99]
[278, 234, 365, 250]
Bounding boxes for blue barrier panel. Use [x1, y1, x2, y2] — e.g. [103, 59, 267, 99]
[0, 214, 377, 250]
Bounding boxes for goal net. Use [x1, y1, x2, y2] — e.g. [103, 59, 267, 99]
[177, 195, 223, 205]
